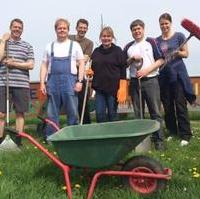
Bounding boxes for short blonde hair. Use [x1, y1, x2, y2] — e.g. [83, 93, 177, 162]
[99, 26, 115, 40]
[54, 18, 70, 30]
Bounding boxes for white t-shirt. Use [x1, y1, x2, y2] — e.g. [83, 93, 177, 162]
[127, 39, 159, 78]
[42, 39, 84, 74]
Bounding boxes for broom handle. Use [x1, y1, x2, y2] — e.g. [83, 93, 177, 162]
[80, 77, 90, 125]
[6, 68, 9, 126]
[176, 34, 193, 52]
[80, 60, 92, 125]
[161, 34, 193, 71]
[5, 41, 9, 126]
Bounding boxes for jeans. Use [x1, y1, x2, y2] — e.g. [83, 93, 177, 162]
[46, 91, 78, 137]
[95, 90, 117, 123]
[130, 77, 164, 143]
[45, 44, 78, 137]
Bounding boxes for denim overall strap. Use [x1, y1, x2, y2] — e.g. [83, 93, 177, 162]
[50, 40, 73, 56]
[50, 40, 73, 58]
[51, 40, 73, 57]
[68, 40, 73, 57]
[50, 42, 54, 57]
[47, 40, 77, 92]
[46, 40, 78, 137]
[49, 41, 73, 74]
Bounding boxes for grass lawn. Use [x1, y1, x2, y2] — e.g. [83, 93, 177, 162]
[0, 115, 200, 199]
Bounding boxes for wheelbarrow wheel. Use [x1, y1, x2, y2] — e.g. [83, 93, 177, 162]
[122, 155, 166, 195]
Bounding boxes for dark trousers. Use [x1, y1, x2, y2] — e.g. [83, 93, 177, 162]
[160, 80, 192, 141]
[78, 81, 91, 124]
[130, 77, 164, 143]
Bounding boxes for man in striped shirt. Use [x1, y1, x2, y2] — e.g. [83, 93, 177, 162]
[0, 18, 34, 146]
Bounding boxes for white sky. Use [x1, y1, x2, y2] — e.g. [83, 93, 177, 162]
[1, 0, 200, 80]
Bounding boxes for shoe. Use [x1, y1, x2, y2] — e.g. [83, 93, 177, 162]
[15, 137, 22, 147]
[0, 137, 4, 144]
[154, 142, 166, 151]
[180, 140, 189, 146]
[191, 100, 200, 107]
[166, 136, 173, 141]
[46, 140, 52, 145]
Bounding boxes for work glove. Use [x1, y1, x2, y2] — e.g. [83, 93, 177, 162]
[117, 79, 128, 104]
[86, 68, 94, 78]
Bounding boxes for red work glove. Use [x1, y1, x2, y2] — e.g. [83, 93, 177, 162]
[117, 80, 128, 104]
[86, 68, 94, 78]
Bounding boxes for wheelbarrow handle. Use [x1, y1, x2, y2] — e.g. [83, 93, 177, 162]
[37, 115, 45, 122]
[37, 115, 60, 131]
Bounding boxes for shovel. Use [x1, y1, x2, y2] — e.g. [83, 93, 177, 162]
[134, 58, 143, 119]
[134, 58, 152, 152]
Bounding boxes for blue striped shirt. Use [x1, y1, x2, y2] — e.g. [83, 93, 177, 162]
[0, 38, 34, 88]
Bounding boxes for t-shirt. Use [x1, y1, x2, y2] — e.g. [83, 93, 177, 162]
[156, 32, 186, 73]
[0, 38, 34, 88]
[127, 38, 161, 78]
[156, 32, 195, 103]
[156, 32, 188, 81]
[69, 35, 93, 56]
[42, 39, 84, 75]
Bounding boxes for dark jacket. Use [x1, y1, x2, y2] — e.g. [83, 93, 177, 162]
[91, 43, 126, 95]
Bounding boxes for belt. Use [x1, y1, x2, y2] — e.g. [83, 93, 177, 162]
[131, 76, 157, 81]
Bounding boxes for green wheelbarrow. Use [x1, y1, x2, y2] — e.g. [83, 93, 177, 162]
[6, 119, 172, 199]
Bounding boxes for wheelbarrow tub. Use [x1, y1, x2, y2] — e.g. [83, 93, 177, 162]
[48, 119, 160, 168]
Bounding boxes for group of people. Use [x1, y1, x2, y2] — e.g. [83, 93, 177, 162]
[0, 12, 197, 150]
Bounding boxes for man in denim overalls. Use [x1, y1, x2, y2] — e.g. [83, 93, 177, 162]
[40, 18, 85, 137]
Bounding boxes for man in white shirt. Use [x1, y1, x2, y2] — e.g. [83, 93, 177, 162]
[40, 18, 85, 137]
[124, 19, 165, 150]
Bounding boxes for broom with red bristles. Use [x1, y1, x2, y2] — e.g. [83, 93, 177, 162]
[162, 18, 200, 67]
[180, 18, 200, 47]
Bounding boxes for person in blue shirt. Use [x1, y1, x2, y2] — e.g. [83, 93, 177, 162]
[156, 13, 194, 146]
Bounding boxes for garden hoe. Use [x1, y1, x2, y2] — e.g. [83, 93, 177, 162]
[135, 58, 143, 119]
[0, 41, 20, 151]
[134, 58, 152, 152]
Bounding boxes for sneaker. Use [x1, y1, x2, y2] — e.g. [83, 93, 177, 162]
[191, 100, 200, 107]
[166, 136, 173, 141]
[0, 137, 4, 144]
[154, 142, 166, 151]
[15, 137, 23, 147]
[180, 140, 189, 146]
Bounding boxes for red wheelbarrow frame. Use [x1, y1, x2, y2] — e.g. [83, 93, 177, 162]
[6, 122, 172, 199]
